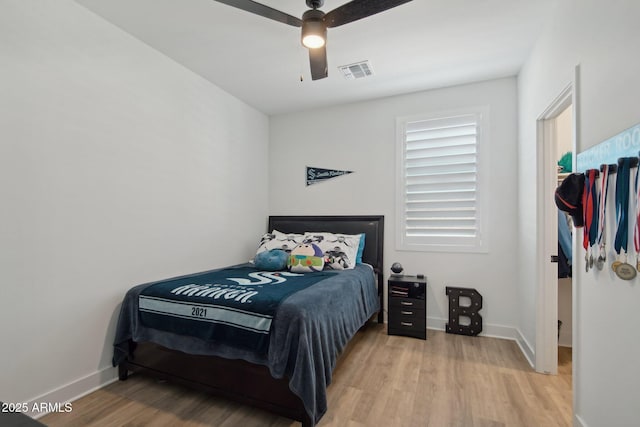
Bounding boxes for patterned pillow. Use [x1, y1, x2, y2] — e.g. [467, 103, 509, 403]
[303, 232, 362, 270]
[288, 242, 325, 273]
[256, 230, 304, 255]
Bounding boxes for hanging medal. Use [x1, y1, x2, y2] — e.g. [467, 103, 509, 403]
[612, 157, 637, 280]
[595, 164, 615, 270]
[582, 169, 598, 272]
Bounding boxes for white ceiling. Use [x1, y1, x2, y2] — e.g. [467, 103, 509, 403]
[75, 0, 557, 115]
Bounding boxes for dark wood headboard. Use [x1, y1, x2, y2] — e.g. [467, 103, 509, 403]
[268, 215, 384, 323]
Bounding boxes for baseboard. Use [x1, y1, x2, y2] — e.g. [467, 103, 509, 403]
[427, 316, 519, 341]
[26, 366, 118, 419]
[514, 328, 535, 368]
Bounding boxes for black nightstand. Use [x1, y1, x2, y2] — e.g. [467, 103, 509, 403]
[388, 275, 427, 340]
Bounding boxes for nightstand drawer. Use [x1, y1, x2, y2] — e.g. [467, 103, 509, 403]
[389, 296, 425, 310]
[388, 308, 425, 330]
[388, 308, 426, 339]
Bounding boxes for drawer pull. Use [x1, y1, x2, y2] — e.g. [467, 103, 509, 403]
[401, 310, 414, 315]
[401, 322, 413, 327]
[400, 301, 414, 306]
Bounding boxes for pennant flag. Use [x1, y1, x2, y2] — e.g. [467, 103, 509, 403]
[306, 166, 353, 186]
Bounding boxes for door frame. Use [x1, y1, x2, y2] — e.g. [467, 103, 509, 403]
[535, 65, 580, 375]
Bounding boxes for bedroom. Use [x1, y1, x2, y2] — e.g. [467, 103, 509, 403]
[1, 1, 638, 427]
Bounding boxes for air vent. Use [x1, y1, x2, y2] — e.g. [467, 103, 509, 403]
[338, 61, 374, 80]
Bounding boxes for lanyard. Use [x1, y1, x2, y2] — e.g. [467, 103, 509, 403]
[612, 157, 640, 280]
[583, 171, 598, 249]
[597, 165, 611, 247]
[614, 158, 631, 257]
[583, 169, 599, 270]
[596, 164, 615, 270]
[588, 169, 599, 248]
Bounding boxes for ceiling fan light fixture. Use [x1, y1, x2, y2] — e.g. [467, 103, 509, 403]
[301, 9, 326, 49]
[302, 32, 325, 49]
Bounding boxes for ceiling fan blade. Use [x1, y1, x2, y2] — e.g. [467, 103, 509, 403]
[212, 0, 302, 27]
[324, 0, 413, 28]
[309, 46, 328, 80]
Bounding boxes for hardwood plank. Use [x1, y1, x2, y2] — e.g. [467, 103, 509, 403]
[40, 325, 571, 427]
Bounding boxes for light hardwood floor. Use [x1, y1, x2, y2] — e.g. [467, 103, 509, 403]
[41, 324, 572, 427]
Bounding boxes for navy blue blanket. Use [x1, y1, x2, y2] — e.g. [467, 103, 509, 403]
[138, 266, 335, 353]
[113, 263, 379, 426]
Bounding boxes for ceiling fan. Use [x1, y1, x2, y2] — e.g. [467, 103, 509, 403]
[213, 0, 413, 80]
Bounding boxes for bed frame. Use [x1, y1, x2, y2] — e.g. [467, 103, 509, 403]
[117, 215, 384, 427]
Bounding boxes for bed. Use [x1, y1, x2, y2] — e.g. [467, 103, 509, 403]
[112, 215, 384, 427]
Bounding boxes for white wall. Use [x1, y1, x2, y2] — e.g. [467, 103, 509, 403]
[270, 77, 519, 338]
[517, 1, 640, 426]
[0, 0, 269, 411]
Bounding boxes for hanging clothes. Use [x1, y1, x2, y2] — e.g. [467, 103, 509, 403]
[558, 210, 573, 278]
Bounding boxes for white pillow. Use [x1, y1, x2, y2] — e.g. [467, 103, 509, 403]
[303, 232, 361, 270]
[256, 230, 304, 255]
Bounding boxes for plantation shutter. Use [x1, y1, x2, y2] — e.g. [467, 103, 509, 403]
[399, 113, 484, 250]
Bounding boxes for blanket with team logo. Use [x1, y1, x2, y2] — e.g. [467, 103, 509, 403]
[136, 266, 336, 353]
[113, 263, 379, 427]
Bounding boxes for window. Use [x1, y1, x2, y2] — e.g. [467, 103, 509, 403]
[396, 107, 489, 253]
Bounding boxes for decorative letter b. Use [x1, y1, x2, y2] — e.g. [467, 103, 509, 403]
[446, 287, 483, 336]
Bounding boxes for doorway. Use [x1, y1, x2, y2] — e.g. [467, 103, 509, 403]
[554, 105, 574, 378]
[535, 79, 577, 376]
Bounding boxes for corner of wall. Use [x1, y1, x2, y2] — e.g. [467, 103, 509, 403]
[515, 328, 535, 368]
